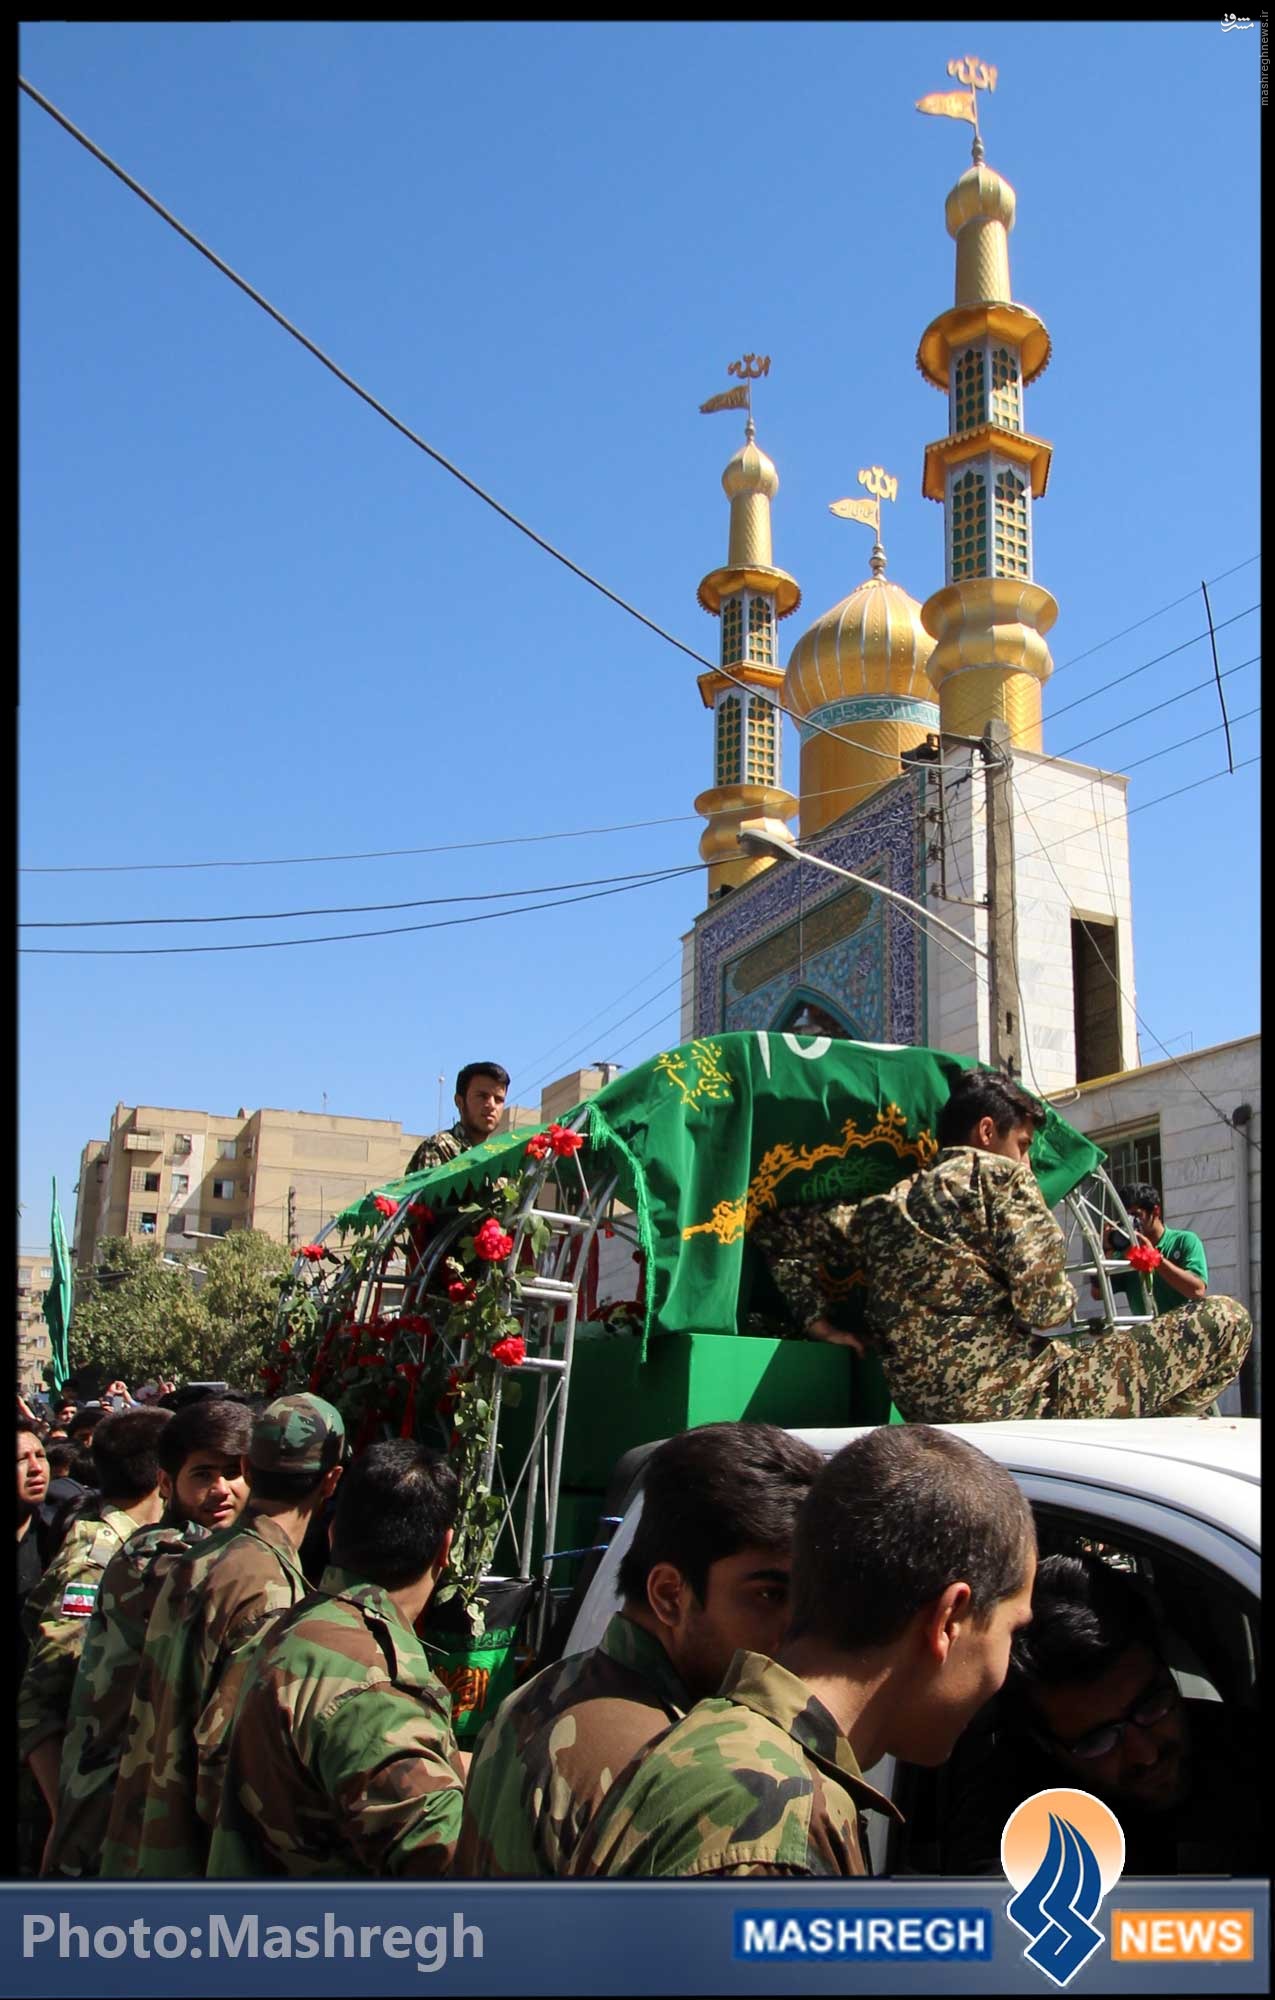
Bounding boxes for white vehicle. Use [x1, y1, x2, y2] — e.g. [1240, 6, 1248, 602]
[564, 1417, 1261, 1873]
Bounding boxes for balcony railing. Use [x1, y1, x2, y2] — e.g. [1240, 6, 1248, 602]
[123, 1131, 163, 1152]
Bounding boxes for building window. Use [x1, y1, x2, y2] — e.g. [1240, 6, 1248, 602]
[993, 468, 1031, 579]
[138, 1212, 158, 1236]
[172, 1134, 192, 1157]
[720, 595, 744, 666]
[953, 346, 986, 434]
[143, 1172, 161, 1194]
[217, 1139, 237, 1160]
[1092, 1124, 1163, 1203]
[40, 1266, 52, 1281]
[1072, 916, 1123, 1082]
[746, 695, 778, 784]
[212, 1178, 235, 1201]
[950, 469, 988, 580]
[747, 596, 774, 667]
[990, 347, 1022, 431]
[170, 1173, 189, 1197]
[715, 695, 742, 784]
[167, 1213, 188, 1234]
[209, 1217, 231, 1238]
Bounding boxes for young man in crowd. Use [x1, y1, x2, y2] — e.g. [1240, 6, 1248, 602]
[209, 1440, 464, 1877]
[457, 1422, 821, 1876]
[941, 1550, 1261, 1875]
[572, 1425, 1037, 1877]
[755, 1069, 1250, 1421]
[101, 1392, 344, 1878]
[47, 1397, 254, 1879]
[19, 1409, 172, 1833]
[406, 1061, 510, 1175]
[16, 1421, 53, 1875]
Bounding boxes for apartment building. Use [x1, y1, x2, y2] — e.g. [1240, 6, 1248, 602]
[17, 1249, 53, 1397]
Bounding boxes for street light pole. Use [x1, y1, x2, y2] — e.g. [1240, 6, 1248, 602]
[736, 825, 989, 965]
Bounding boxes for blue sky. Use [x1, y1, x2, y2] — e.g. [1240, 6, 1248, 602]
[19, 21, 1261, 1245]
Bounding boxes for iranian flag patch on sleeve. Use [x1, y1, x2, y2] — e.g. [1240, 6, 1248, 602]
[59, 1580, 98, 1618]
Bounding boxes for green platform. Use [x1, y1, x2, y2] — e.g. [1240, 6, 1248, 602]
[493, 1326, 894, 1584]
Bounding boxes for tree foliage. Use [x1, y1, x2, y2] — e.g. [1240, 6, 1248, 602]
[69, 1230, 292, 1391]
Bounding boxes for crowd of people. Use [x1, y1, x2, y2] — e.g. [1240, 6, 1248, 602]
[13, 1062, 1256, 1879]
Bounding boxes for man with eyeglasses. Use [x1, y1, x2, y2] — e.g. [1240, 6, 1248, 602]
[941, 1551, 1261, 1874]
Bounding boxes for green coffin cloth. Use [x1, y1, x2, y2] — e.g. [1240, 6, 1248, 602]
[339, 1035, 1105, 1358]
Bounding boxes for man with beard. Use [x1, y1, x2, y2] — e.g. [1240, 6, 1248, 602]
[941, 1551, 1261, 1874]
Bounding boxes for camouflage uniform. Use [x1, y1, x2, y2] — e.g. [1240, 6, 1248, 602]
[456, 1611, 692, 1877]
[754, 1147, 1251, 1422]
[18, 1505, 142, 1769]
[207, 1564, 465, 1878]
[47, 1520, 208, 1879]
[571, 1650, 900, 1877]
[406, 1120, 469, 1177]
[101, 1394, 344, 1878]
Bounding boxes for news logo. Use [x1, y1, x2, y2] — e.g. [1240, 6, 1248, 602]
[1002, 1788, 1125, 1987]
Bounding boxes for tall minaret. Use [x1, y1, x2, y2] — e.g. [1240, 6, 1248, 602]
[694, 415, 801, 899]
[916, 108, 1057, 745]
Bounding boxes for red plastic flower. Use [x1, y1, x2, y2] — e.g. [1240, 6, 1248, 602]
[448, 1278, 478, 1304]
[299, 1243, 325, 1262]
[546, 1123, 585, 1157]
[524, 1133, 552, 1161]
[356, 1352, 387, 1367]
[1127, 1242, 1162, 1273]
[277, 1340, 292, 1357]
[408, 1201, 435, 1224]
[473, 1218, 515, 1262]
[373, 1194, 398, 1219]
[491, 1335, 527, 1368]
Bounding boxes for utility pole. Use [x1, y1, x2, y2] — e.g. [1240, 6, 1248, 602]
[980, 718, 1023, 1080]
[286, 1185, 297, 1251]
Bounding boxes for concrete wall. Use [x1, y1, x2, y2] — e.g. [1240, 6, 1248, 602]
[1055, 1034, 1261, 1410]
[927, 747, 1136, 1093]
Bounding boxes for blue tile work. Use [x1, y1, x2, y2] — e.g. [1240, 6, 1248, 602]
[693, 772, 928, 1043]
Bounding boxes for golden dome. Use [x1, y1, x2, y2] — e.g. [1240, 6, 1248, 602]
[945, 161, 1016, 237]
[721, 435, 780, 501]
[784, 570, 936, 718]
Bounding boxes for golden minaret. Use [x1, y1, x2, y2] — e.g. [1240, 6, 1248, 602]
[694, 416, 801, 899]
[784, 475, 938, 838]
[916, 129, 1057, 744]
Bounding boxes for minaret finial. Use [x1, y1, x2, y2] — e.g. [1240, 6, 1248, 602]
[916, 52, 997, 159]
[829, 464, 898, 579]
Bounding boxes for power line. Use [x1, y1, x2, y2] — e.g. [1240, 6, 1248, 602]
[1046, 553, 1259, 680]
[1039, 603, 1257, 735]
[17, 74, 963, 792]
[19, 864, 702, 931]
[18, 865, 700, 957]
[1054, 655, 1257, 763]
[1015, 731, 1259, 866]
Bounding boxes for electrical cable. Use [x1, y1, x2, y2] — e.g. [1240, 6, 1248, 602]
[1015, 726, 1259, 867]
[1054, 656, 1257, 763]
[512, 951, 684, 1087]
[19, 864, 702, 931]
[1045, 553, 1259, 681]
[18, 865, 700, 957]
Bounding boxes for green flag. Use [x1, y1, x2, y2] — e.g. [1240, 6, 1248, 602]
[44, 1176, 74, 1398]
[341, 1035, 1104, 1358]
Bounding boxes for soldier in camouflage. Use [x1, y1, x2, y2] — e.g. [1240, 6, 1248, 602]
[209, 1440, 465, 1876]
[573, 1426, 1037, 1877]
[456, 1423, 822, 1876]
[754, 1069, 1251, 1422]
[19, 1409, 172, 1840]
[101, 1392, 345, 1878]
[405, 1061, 510, 1175]
[47, 1398, 253, 1879]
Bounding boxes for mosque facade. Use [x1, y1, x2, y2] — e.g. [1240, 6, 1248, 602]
[679, 123, 1136, 1098]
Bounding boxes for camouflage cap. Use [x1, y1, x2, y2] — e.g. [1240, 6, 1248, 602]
[248, 1393, 345, 1473]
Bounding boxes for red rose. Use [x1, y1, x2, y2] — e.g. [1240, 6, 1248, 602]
[524, 1133, 552, 1161]
[373, 1194, 398, 1218]
[1127, 1242, 1163, 1273]
[356, 1353, 386, 1367]
[278, 1340, 292, 1357]
[546, 1123, 585, 1157]
[299, 1243, 325, 1262]
[408, 1201, 435, 1224]
[448, 1278, 477, 1304]
[491, 1335, 527, 1368]
[473, 1218, 515, 1263]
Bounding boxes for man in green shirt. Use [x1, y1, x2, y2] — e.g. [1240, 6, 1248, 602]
[1113, 1182, 1209, 1318]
